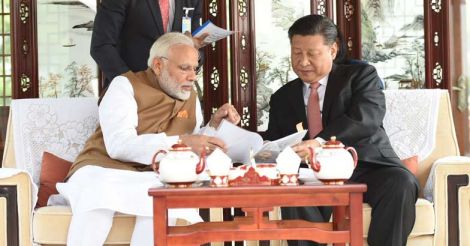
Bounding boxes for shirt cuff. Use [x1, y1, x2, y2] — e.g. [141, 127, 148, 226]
[199, 124, 217, 136]
[315, 137, 326, 145]
[165, 135, 180, 147]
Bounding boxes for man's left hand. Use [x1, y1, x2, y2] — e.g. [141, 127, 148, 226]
[209, 103, 240, 128]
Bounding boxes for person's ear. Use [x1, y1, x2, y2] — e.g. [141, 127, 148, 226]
[152, 57, 163, 76]
[331, 42, 338, 59]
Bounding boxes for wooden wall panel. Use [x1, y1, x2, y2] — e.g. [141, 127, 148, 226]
[202, 0, 230, 124]
[312, 0, 334, 18]
[229, 0, 256, 131]
[424, 0, 451, 89]
[11, 0, 39, 99]
[336, 0, 362, 59]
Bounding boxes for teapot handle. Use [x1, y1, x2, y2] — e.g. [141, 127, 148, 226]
[307, 147, 321, 172]
[196, 148, 206, 174]
[151, 150, 168, 174]
[346, 147, 358, 167]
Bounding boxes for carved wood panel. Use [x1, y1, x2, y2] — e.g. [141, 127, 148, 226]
[11, 0, 39, 99]
[229, 0, 256, 131]
[336, 0, 362, 59]
[424, 0, 450, 89]
[203, 0, 230, 124]
[311, 0, 334, 18]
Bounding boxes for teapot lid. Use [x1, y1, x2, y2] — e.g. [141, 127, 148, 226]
[323, 136, 345, 149]
[170, 139, 192, 151]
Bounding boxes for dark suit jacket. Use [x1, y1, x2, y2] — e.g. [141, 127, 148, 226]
[91, 0, 202, 86]
[264, 63, 402, 168]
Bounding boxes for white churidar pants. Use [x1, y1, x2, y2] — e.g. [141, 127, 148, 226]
[57, 165, 202, 245]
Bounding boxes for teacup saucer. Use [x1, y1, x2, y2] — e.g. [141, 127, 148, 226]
[163, 181, 204, 188]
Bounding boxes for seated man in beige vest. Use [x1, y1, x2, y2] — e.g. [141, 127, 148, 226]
[56, 32, 240, 246]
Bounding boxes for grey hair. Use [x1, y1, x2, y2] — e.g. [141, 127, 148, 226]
[147, 32, 195, 67]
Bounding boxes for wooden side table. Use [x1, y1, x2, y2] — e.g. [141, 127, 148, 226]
[148, 183, 366, 246]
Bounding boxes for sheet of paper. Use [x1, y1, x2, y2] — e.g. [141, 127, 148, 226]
[192, 20, 234, 43]
[211, 120, 307, 164]
[255, 130, 307, 163]
[214, 120, 263, 164]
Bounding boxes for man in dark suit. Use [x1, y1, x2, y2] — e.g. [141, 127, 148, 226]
[264, 15, 418, 246]
[90, 0, 204, 88]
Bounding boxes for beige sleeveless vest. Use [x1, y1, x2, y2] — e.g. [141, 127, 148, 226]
[67, 69, 197, 178]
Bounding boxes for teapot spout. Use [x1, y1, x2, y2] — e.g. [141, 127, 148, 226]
[196, 148, 206, 174]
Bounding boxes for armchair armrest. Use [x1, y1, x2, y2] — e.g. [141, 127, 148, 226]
[432, 159, 470, 246]
[0, 171, 33, 246]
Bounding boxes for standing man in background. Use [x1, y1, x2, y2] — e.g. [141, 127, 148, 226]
[91, 0, 205, 88]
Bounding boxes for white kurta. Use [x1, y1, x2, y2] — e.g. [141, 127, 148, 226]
[56, 75, 210, 224]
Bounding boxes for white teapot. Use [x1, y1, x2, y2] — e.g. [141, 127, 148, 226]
[307, 136, 358, 184]
[151, 140, 206, 185]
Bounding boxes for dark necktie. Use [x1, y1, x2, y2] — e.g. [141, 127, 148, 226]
[159, 0, 169, 32]
[307, 82, 322, 138]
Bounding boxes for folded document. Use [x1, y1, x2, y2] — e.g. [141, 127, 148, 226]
[213, 120, 307, 163]
[192, 20, 234, 43]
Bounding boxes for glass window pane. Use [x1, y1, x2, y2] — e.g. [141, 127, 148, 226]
[4, 56, 10, 76]
[4, 0, 10, 13]
[0, 15, 3, 34]
[361, 0, 424, 89]
[0, 58, 3, 76]
[0, 36, 3, 56]
[255, 0, 311, 131]
[0, 77, 4, 96]
[5, 76, 11, 96]
[37, 0, 98, 98]
[4, 35, 9, 55]
[4, 14, 10, 34]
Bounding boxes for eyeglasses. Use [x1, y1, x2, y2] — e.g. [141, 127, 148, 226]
[159, 56, 201, 75]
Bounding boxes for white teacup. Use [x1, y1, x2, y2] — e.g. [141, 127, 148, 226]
[276, 147, 301, 175]
[207, 148, 232, 187]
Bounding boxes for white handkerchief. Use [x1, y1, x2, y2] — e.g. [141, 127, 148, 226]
[276, 147, 301, 174]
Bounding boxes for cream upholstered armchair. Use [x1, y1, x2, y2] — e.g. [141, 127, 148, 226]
[364, 89, 469, 245]
[0, 89, 470, 246]
[250, 89, 470, 246]
[0, 98, 136, 245]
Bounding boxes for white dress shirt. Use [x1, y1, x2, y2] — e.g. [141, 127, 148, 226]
[99, 75, 207, 165]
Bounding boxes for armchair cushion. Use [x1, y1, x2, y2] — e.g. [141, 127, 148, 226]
[33, 206, 136, 244]
[363, 198, 434, 238]
[37, 152, 72, 208]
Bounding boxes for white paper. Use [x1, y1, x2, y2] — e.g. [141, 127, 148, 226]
[212, 120, 307, 164]
[192, 20, 234, 43]
[213, 120, 263, 163]
[255, 130, 307, 163]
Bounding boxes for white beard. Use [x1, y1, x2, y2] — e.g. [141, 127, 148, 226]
[158, 69, 192, 101]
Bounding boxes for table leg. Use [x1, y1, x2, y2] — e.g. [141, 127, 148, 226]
[153, 197, 167, 246]
[349, 192, 363, 246]
[333, 205, 347, 246]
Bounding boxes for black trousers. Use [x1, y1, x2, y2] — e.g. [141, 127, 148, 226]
[282, 165, 419, 246]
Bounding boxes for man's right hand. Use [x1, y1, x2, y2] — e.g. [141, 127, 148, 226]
[180, 134, 226, 155]
[292, 139, 321, 159]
